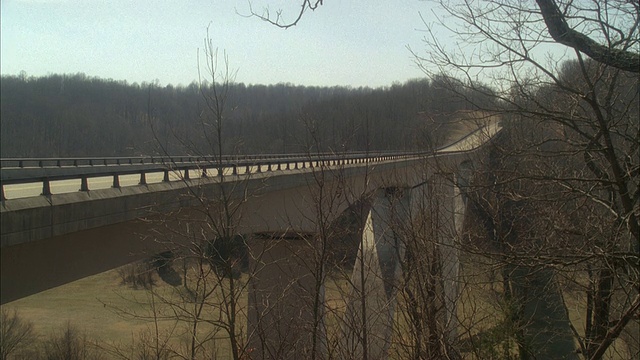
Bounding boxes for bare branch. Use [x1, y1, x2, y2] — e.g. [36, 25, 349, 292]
[244, 0, 323, 29]
[536, 0, 640, 72]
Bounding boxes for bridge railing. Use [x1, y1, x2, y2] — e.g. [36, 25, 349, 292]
[0, 151, 425, 200]
[0, 151, 413, 169]
[0, 124, 499, 201]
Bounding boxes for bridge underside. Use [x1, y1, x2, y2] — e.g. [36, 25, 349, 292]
[1, 155, 436, 303]
[1, 219, 164, 303]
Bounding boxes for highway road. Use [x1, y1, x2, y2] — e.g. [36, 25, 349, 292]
[439, 120, 501, 153]
[3, 172, 169, 199]
[3, 164, 311, 200]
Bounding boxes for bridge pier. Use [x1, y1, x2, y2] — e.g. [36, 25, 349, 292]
[245, 187, 413, 360]
[244, 176, 470, 360]
[341, 187, 410, 359]
[247, 233, 327, 360]
[443, 177, 466, 340]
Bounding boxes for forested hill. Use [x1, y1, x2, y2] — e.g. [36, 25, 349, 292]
[0, 73, 485, 157]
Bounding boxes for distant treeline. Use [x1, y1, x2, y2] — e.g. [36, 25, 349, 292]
[0, 73, 491, 157]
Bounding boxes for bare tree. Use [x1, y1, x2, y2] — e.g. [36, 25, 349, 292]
[158, 34, 252, 360]
[102, 30, 264, 360]
[413, 1, 639, 358]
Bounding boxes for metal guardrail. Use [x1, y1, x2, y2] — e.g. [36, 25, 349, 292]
[0, 151, 410, 169]
[0, 151, 425, 200]
[0, 125, 498, 201]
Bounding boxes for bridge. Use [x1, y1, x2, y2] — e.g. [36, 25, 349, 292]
[1, 120, 500, 359]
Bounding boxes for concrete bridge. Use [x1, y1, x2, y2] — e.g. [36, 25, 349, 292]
[1, 121, 501, 359]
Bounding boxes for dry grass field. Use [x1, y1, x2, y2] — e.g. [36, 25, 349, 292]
[3, 254, 636, 359]
[3, 265, 184, 354]
[2, 262, 349, 358]
[3, 262, 256, 358]
[5, 266, 151, 343]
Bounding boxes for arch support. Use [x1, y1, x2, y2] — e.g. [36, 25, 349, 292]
[341, 187, 411, 359]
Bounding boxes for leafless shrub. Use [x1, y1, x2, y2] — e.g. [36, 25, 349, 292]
[0, 308, 35, 360]
[39, 322, 101, 360]
[117, 262, 156, 290]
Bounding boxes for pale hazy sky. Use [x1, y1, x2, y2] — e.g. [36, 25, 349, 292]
[1, 0, 440, 87]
